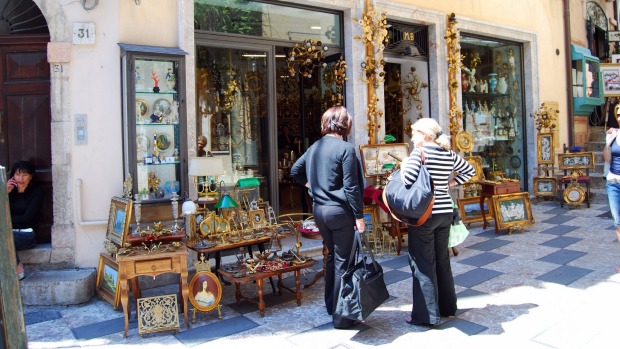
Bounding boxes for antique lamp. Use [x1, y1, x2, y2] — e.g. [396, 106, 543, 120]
[236, 177, 260, 209]
[188, 157, 225, 199]
[215, 189, 238, 219]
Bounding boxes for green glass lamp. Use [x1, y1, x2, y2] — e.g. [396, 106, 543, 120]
[215, 193, 239, 209]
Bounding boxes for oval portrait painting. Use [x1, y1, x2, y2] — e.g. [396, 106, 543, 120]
[188, 271, 222, 312]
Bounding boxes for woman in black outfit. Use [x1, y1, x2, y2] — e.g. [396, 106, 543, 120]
[290, 106, 366, 329]
[400, 118, 475, 326]
[6, 161, 43, 280]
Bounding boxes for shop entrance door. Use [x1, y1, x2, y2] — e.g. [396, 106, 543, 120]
[0, 36, 52, 243]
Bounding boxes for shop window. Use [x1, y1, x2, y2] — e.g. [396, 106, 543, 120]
[194, 0, 341, 46]
[460, 36, 525, 186]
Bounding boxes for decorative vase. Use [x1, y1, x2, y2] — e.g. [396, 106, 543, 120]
[461, 73, 469, 91]
[488, 73, 498, 93]
[497, 76, 508, 94]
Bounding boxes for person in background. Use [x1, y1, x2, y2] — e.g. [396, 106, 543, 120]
[400, 118, 475, 326]
[290, 106, 366, 329]
[6, 161, 43, 280]
[604, 105, 620, 272]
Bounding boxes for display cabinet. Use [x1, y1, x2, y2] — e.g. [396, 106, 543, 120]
[119, 44, 188, 203]
[571, 44, 604, 115]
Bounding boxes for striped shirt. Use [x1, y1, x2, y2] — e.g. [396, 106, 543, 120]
[400, 145, 475, 214]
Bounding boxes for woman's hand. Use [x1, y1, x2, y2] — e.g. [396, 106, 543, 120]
[355, 218, 366, 233]
[6, 178, 16, 193]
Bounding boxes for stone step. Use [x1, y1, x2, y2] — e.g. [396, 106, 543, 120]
[20, 269, 96, 306]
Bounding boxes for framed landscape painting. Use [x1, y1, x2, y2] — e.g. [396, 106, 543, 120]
[96, 253, 121, 308]
[457, 196, 492, 225]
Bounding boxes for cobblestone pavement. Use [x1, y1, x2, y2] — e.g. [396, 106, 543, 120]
[22, 201, 620, 349]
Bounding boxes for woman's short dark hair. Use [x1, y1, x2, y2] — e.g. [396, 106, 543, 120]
[10, 161, 35, 178]
[320, 106, 352, 137]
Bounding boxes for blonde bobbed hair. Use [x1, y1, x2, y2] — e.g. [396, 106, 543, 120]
[412, 118, 451, 150]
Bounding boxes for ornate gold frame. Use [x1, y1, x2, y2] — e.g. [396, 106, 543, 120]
[492, 192, 535, 231]
[564, 185, 586, 204]
[456, 131, 474, 153]
[557, 152, 595, 170]
[188, 271, 222, 313]
[533, 177, 558, 197]
[359, 143, 410, 178]
[137, 294, 180, 335]
[249, 209, 266, 228]
[96, 253, 121, 309]
[457, 196, 492, 225]
[106, 196, 133, 247]
[537, 133, 554, 165]
[464, 156, 484, 182]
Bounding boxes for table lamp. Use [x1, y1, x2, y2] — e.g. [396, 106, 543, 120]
[236, 177, 260, 209]
[215, 191, 238, 219]
[188, 157, 225, 198]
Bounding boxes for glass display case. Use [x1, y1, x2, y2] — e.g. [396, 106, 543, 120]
[460, 36, 525, 186]
[571, 44, 604, 115]
[119, 44, 188, 203]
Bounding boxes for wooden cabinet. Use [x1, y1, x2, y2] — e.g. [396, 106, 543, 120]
[119, 44, 188, 203]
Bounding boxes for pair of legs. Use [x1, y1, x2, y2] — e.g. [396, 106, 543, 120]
[312, 204, 356, 329]
[606, 182, 620, 272]
[407, 213, 456, 325]
[13, 228, 36, 278]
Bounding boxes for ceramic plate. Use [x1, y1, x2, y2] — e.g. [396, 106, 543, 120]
[155, 133, 171, 151]
[153, 98, 172, 117]
[136, 99, 149, 119]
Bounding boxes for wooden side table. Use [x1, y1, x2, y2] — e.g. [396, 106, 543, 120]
[116, 246, 190, 337]
[479, 180, 520, 233]
[217, 259, 317, 316]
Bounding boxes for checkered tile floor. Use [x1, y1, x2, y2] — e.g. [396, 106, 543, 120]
[23, 201, 620, 348]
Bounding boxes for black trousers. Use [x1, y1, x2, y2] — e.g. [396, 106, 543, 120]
[407, 212, 456, 325]
[313, 203, 356, 328]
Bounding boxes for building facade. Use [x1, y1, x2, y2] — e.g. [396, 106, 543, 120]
[10, 0, 599, 268]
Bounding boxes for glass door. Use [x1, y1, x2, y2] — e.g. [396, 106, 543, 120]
[195, 45, 270, 205]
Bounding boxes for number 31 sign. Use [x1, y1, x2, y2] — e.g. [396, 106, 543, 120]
[72, 23, 96, 45]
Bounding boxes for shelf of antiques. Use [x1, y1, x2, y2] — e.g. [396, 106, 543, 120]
[460, 39, 526, 186]
[119, 44, 188, 203]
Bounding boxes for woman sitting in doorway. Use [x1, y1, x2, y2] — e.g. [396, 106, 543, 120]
[6, 161, 43, 280]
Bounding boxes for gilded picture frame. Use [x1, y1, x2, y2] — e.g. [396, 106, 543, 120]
[464, 156, 484, 182]
[557, 152, 595, 170]
[96, 253, 121, 309]
[537, 133, 554, 165]
[363, 206, 377, 235]
[457, 196, 492, 225]
[359, 143, 410, 178]
[188, 271, 222, 312]
[249, 209, 266, 228]
[106, 196, 133, 247]
[533, 177, 557, 197]
[492, 192, 535, 231]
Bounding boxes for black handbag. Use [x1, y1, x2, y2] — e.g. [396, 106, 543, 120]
[382, 164, 435, 227]
[334, 232, 390, 321]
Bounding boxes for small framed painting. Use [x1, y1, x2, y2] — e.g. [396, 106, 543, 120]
[457, 196, 492, 225]
[188, 271, 222, 312]
[537, 133, 554, 165]
[106, 196, 133, 247]
[533, 177, 557, 197]
[249, 209, 266, 228]
[492, 192, 535, 231]
[96, 253, 121, 308]
[359, 143, 409, 178]
[557, 152, 595, 170]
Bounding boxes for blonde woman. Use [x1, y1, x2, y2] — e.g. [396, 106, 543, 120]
[400, 118, 475, 326]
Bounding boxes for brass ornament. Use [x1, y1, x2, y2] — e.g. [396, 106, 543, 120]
[445, 13, 464, 149]
[402, 66, 428, 119]
[530, 102, 558, 133]
[286, 39, 328, 78]
[353, 5, 389, 52]
[455, 131, 474, 153]
[137, 294, 180, 336]
[365, 97, 383, 138]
